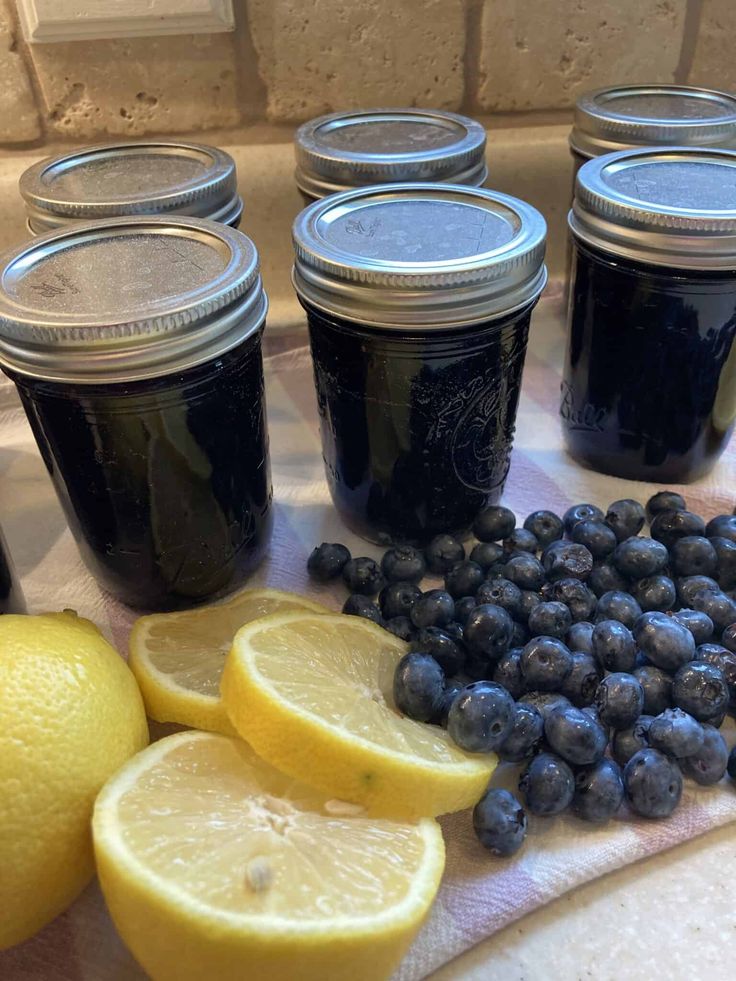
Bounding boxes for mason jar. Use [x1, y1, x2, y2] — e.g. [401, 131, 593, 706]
[20, 142, 243, 234]
[294, 109, 487, 203]
[563, 147, 736, 483]
[292, 183, 547, 546]
[0, 217, 271, 610]
[0, 525, 25, 614]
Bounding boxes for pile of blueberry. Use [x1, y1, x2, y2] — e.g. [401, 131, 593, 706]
[307, 491, 736, 857]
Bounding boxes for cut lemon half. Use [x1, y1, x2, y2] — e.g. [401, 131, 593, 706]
[129, 588, 330, 735]
[93, 730, 444, 981]
[221, 612, 495, 818]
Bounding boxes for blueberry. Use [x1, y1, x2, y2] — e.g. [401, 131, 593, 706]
[605, 499, 646, 542]
[464, 604, 514, 660]
[572, 758, 625, 823]
[342, 557, 384, 596]
[517, 589, 543, 622]
[630, 574, 676, 613]
[528, 601, 572, 639]
[594, 673, 644, 729]
[381, 545, 426, 584]
[447, 681, 515, 752]
[542, 541, 594, 582]
[443, 620, 465, 645]
[589, 561, 629, 597]
[504, 553, 546, 591]
[728, 747, 736, 782]
[594, 590, 642, 628]
[410, 590, 455, 629]
[563, 503, 604, 534]
[444, 561, 485, 599]
[307, 542, 351, 582]
[709, 535, 736, 590]
[690, 588, 736, 631]
[473, 788, 527, 857]
[671, 609, 714, 645]
[676, 575, 720, 607]
[624, 748, 683, 818]
[542, 578, 597, 622]
[566, 620, 595, 654]
[648, 708, 705, 757]
[492, 648, 526, 699]
[496, 702, 544, 762]
[503, 528, 539, 555]
[410, 626, 465, 676]
[571, 520, 617, 559]
[521, 691, 572, 721]
[612, 715, 654, 765]
[473, 506, 516, 543]
[454, 596, 478, 626]
[424, 534, 465, 575]
[670, 536, 718, 578]
[679, 725, 729, 785]
[464, 651, 493, 681]
[520, 636, 573, 691]
[544, 705, 608, 765]
[385, 616, 414, 641]
[379, 581, 422, 620]
[469, 541, 505, 571]
[433, 679, 464, 727]
[523, 510, 564, 548]
[696, 644, 736, 707]
[612, 536, 668, 579]
[645, 491, 686, 523]
[393, 652, 445, 722]
[476, 578, 522, 617]
[633, 665, 673, 716]
[591, 620, 636, 673]
[705, 513, 736, 543]
[633, 612, 695, 671]
[560, 651, 603, 707]
[342, 594, 384, 624]
[519, 752, 575, 816]
[672, 661, 729, 723]
[650, 509, 706, 550]
[511, 620, 529, 653]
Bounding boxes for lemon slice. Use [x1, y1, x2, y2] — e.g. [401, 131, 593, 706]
[221, 612, 495, 818]
[129, 588, 330, 735]
[93, 730, 444, 981]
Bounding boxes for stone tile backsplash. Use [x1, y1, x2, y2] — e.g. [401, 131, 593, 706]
[0, 0, 727, 144]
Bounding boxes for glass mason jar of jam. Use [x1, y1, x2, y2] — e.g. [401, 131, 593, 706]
[0, 525, 25, 614]
[0, 217, 271, 610]
[292, 183, 547, 546]
[20, 141, 243, 234]
[294, 109, 487, 203]
[563, 147, 736, 483]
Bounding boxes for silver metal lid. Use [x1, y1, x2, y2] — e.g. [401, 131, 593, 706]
[570, 146, 736, 270]
[294, 109, 488, 199]
[292, 183, 547, 329]
[571, 85, 736, 159]
[0, 216, 267, 384]
[20, 142, 243, 233]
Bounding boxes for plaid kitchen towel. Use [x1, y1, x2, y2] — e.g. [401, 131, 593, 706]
[1, 296, 735, 981]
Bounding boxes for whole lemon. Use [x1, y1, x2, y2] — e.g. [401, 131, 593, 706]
[0, 611, 148, 949]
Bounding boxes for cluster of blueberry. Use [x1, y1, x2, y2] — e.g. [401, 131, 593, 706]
[307, 491, 736, 857]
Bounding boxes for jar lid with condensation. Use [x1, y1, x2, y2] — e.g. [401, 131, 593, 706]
[570, 85, 736, 159]
[570, 146, 736, 270]
[20, 142, 243, 233]
[0, 216, 267, 384]
[292, 183, 547, 329]
[294, 109, 488, 199]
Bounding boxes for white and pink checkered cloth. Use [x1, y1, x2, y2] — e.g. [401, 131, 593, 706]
[1, 294, 735, 981]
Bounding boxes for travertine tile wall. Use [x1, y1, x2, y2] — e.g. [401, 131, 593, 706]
[0, 0, 731, 145]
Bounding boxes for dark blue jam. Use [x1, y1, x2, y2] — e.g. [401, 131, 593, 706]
[304, 299, 537, 546]
[0, 529, 25, 613]
[562, 238, 736, 482]
[8, 331, 272, 610]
